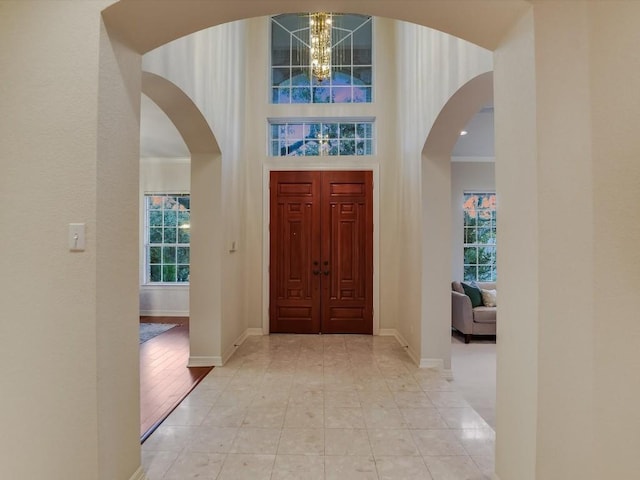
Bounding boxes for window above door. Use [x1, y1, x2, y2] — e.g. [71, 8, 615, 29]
[271, 13, 373, 104]
[269, 119, 374, 157]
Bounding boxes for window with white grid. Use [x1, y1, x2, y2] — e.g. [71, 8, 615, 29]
[144, 194, 190, 284]
[269, 120, 374, 156]
[463, 192, 497, 282]
[271, 13, 373, 104]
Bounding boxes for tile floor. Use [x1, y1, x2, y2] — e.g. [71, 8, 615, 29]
[142, 334, 494, 480]
[450, 333, 496, 429]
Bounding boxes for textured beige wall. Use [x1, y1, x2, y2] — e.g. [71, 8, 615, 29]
[143, 21, 249, 361]
[492, 2, 640, 478]
[532, 3, 595, 479]
[588, 2, 640, 478]
[397, 24, 493, 365]
[189, 152, 223, 364]
[493, 8, 539, 480]
[5, 1, 640, 479]
[0, 1, 141, 479]
[96, 21, 143, 480]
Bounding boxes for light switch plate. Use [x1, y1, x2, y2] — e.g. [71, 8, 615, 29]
[69, 223, 86, 251]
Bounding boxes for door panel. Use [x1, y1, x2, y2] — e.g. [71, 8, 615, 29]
[269, 172, 321, 333]
[270, 170, 372, 334]
[321, 171, 373, 334]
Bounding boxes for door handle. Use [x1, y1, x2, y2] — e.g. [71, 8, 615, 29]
[313, 270, 321, 275]
[323, 261, 329, 275]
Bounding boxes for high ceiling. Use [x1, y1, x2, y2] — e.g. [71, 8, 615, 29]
[140, 94, 189, 158]
[140, 95, 494, 160]
[451, 105, 495, 160]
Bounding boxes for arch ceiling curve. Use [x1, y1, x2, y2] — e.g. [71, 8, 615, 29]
[103, 0, 529, 53]
[423, 71, 493, 159]
[141, 71, 220, 155]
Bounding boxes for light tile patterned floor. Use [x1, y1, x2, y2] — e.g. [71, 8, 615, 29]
[142, 334, 494, 480]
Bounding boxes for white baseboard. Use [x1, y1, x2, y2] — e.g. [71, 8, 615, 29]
[187, 328, 263, 367]
[419, 358, 445, 370]
[221, 328, 265, 365]
[188, 356, 222, 367]
[139, 310, 189, 317]
[378, 328, 398, 337]
[379, 329, 449, 374]
[129, 466, 148, 480]
[378, 328, 419, 366]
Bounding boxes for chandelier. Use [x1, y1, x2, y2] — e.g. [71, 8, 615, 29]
[309, 12, 332, 81]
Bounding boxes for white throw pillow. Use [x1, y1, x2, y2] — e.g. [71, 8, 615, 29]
[481, 289, 497, 307]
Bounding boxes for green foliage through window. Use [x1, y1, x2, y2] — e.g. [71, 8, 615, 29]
[270, 120, 374, 156]
[145, 194, 190, 283]
[463, 192, 496, 282]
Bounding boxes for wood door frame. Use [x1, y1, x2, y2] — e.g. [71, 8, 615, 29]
[262, 163, 380, 335]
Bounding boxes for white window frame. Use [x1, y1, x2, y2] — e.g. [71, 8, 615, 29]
[270, 13, 373, 104]
[143, 193, 191, 285]
[463, 191, 497, 282]
[268, 118, 375, 157]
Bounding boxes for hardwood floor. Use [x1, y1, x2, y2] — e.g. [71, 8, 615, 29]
[139, 317, 212, 442]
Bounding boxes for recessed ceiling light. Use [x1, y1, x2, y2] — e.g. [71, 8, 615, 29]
[460, 130, 468, 136]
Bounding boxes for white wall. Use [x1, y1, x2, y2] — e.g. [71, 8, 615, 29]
[450, 161, 496, 281]
[395, 23, 493, 363]
[244, 15, 395, 337]
[1, 4, 101, 477]
[6, 1, 640, 480]
[1, 2, 143, 479]
[143, 20, 249, 359]
[139, 157, 190, 316]
[492, 2, 639, 478]
[136, 5, 640, 478]
[493, 10, 540, 478]
[141, 16, 492, 367]
[589, 3, 640, 477]
[0, 2, 497, 478]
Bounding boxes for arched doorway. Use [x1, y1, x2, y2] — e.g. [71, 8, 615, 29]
[97, 2, 539, 479]
[8, 2, 638, 480]
[421, 71, 494, 372]
[140, 72, 223, 366]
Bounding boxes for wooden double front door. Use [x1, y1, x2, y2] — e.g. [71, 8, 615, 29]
[269, 171, 373, 334]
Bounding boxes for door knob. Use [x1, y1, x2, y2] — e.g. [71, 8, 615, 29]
[313, 270, 320, 275]
[323, 270, 330, 275]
